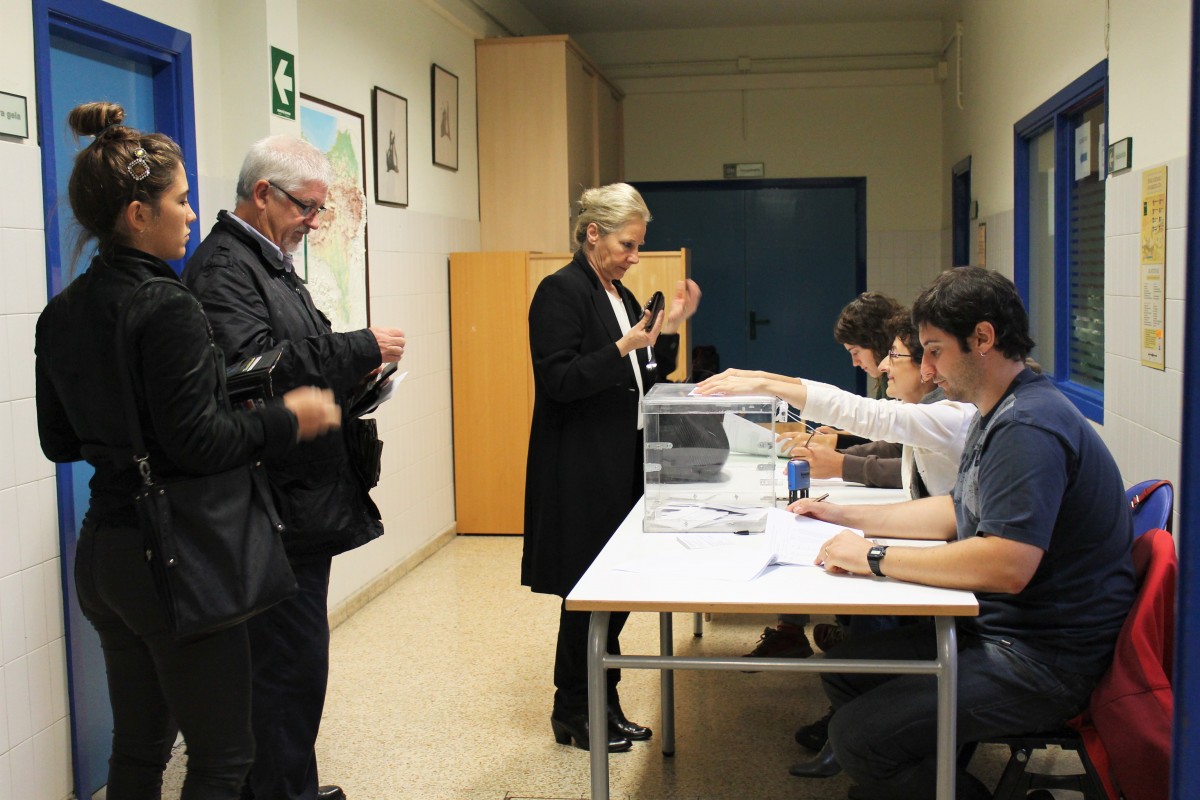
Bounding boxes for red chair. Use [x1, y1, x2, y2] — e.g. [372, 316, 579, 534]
[987, 527, 1175, 799]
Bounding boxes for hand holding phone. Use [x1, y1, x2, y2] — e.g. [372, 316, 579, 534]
[643, 291, 665, 331]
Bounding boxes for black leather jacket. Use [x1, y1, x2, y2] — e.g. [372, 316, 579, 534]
[184, 212, 383, 560]
[35, 246, 298, 525]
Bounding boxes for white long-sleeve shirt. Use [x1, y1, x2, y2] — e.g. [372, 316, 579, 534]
[800, 381, 976, 498]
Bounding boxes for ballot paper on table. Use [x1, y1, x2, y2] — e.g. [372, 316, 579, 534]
[613, 507, 864, 581]
[650, 501, 769, 532]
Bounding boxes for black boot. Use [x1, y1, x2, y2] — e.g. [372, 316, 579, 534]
[789, 742, 841, 778]
[607, 698, 652, 741]
[551, 711, 632, 752]
[794, 707, 833, 751]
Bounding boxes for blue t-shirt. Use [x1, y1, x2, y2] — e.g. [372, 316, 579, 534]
[953, 368, 1134, 676]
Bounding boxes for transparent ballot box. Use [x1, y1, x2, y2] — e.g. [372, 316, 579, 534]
[642, 383, 778, 532]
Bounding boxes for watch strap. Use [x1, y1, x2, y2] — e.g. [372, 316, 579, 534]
[867, 544, 888, 577]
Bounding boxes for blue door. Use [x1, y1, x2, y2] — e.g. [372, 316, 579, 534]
[638, 180, 866, 392]
[32, 1, 198, 796]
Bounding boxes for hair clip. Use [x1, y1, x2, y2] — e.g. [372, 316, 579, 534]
[127, 148, 151, 181]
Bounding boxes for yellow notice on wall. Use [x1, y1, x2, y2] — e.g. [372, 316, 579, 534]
[1140, 166, 1167, 370]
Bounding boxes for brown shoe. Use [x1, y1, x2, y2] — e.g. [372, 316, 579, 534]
[812, 622, 847, 652]
[743, 623, 814, 662]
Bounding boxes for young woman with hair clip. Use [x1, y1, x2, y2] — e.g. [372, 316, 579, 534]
[35, 102, 341, 799]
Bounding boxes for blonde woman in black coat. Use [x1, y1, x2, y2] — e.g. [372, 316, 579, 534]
[521, 183, 700, 752]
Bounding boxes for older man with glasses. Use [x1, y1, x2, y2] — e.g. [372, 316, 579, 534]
[184, 135, 407, 800]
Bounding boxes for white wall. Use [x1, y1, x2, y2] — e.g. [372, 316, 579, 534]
[0, 0, 481, 795]
[296, 0, 479, 609]
[579, 21, 949, 304]
[940, 0, 1189, 512]
[0, 0, 71, 794]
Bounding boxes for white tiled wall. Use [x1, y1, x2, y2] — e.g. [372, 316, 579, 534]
[326, 207, 479, 610]
[867, 228, 943, 304]
[0, 138, 73, 799]
[1102, 156, 1187, 526]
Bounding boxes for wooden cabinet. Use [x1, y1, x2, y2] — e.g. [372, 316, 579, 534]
[450, 250, 690, 534]
[476, 35, 624, 252]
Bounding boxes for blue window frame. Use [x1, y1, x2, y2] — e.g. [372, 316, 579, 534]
[1014, 60, 1108, 422]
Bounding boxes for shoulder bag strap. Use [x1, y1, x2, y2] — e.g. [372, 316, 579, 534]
[113, 277, 184, 486]
[1130, 480, 1172, 511]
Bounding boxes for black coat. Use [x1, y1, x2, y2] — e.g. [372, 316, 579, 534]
[521, 251, 678, 597]
[35, 247, 298, 524]
[183, 212, 383, 561]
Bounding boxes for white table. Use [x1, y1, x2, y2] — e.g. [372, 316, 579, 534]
[565, 483, 979, 800]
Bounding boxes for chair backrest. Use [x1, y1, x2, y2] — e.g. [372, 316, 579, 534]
[1083, 527, 1176, 800]
[1126, 479, 1173, 537]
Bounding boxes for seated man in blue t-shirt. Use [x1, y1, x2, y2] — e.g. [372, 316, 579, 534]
[786, 267, 1135, 800]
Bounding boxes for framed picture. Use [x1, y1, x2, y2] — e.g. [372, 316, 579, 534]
[298, 93, 371, 329]
[432, 63, 459, 170]
[372, 86, 408, 207]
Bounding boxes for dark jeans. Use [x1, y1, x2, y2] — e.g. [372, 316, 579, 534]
[822, 621, 1097, 800]
[553, 600, 629, 714]
[75, 518, 254, 800]
[833, 613, 915, 638]
[240, 557, 332, 800]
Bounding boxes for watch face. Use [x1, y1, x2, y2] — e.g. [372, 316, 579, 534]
[868, 545, 887, 576]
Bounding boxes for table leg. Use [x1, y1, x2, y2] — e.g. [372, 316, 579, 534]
[935, 615, 958, 800]
[588, 611, 611, 800]
[693, 611, 703, 637]
[659, 612, 676, 756]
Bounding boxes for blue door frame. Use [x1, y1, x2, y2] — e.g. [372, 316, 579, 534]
[1175, 2, 1200, 794]
[32, 1, 199, 796]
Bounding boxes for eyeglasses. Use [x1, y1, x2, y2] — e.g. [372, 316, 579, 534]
[268, 182, 326, 219]
[887, 351, 915, 361]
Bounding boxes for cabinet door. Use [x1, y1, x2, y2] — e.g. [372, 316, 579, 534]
[597, 79, 623, 185]
[450, 252, 531, 533]
[565, 45, 597, 237]
[477, 40, 571, 251]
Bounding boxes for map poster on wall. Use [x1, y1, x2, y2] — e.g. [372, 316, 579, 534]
[299, 93, 370, 331]
[1139, 165, 1167, 370]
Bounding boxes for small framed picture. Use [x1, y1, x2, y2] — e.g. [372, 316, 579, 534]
[431, 63, 459, 171]
[372, 86, 408, 206]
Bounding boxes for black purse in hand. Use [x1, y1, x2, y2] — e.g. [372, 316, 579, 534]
[116, 278, 297, 640]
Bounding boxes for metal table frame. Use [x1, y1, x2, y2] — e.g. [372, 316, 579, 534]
[584, 611, 960, 800]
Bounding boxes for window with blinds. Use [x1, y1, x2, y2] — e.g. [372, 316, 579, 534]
[1014, 62, 1107, 422]
[1068, 101, 1106, 391]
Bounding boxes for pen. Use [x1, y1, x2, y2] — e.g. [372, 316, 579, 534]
[812, 492, 830, 503]
[804, 430, 816, 448]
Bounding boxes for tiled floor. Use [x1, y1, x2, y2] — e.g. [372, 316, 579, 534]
[162, 534, 1085, 799]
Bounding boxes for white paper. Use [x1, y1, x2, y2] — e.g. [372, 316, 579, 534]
[613, 507, 863, 581]
[651, 501, 769, 532]
[614, 544, 773, 582]
[765, 507, 864, 567]
[721, 411, 775, 455]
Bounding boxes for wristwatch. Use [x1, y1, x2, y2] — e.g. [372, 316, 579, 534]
[867, 544, 889, 577]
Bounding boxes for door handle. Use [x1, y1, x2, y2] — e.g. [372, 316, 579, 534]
[749, 310, 771, 341]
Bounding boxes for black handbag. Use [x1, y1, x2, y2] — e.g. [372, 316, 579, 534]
[116, 278, 297, 639]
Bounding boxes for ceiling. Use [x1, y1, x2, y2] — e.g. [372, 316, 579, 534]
[508, 0, 958, 35]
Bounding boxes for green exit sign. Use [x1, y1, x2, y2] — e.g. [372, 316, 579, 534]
[271, 47, 295, 120]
